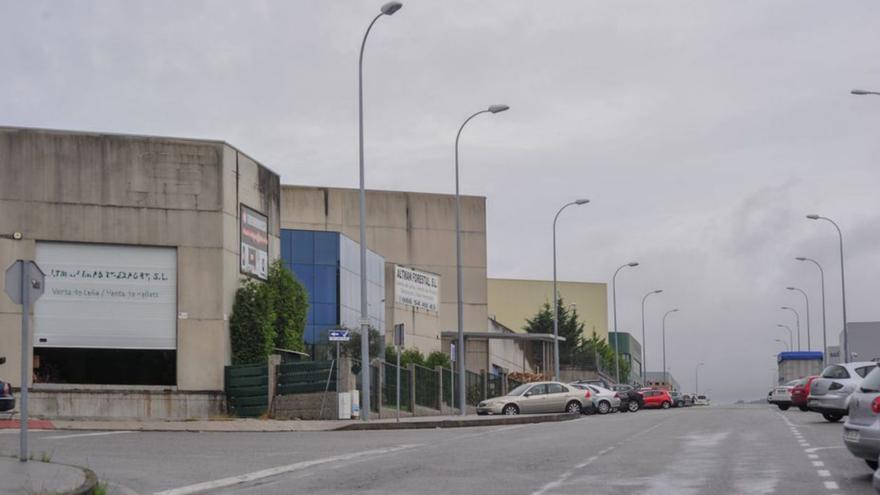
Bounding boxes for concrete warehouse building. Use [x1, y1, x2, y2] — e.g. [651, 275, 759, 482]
[0, 126, 281, 418]
[0, 126, 513, 418]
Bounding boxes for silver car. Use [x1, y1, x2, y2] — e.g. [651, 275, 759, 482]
[476, 381, 589, 416]
[843, 365, 880, 470]
[572, 383, 621, 414]
[808, 361, 878, 422]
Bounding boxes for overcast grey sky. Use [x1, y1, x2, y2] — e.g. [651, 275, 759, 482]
[3, 0, 880, 402]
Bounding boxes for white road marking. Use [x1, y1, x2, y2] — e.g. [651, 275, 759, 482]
[817, 470, 830, 477]
[43, 431, 136, 440]
[812, 461, 824, 467]
[804, 446, 845, 453]
[824, 481, 839, 490]
[808, 454, 819, 459]
[154, 444, 421, 495]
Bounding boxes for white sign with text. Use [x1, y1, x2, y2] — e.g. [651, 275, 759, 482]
[394, 265, 439, 313]
[33, 243, 177, 349]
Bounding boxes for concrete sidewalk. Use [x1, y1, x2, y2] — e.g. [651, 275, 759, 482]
[27, 412, 578, 433]
[0, 457, 97, 495]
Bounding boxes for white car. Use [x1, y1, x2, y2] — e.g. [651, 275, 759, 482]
[808, 361, 878, 422]
[693, 395, 710, 406]
[768, 380, 798, 411]
[571, 383, 621, 414]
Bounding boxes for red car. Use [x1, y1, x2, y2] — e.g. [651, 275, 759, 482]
[790, 376, 819, 411]
[641, 389, 673, 409]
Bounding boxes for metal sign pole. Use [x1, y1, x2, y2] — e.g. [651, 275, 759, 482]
[19, 262, 28, 462]
[396, 346, 401, 422]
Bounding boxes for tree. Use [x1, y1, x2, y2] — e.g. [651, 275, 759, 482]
[342, 327, 383, 361]
[230, 279, 276, 365]
[523, 297, 585, 366]
[424, 351, 452, 369]
[267, 260, 308, 352]
[385, 346, 430, 368]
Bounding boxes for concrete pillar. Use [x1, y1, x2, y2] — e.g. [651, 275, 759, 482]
[267, 354, 281, 414]
[480, 369, 488, 402]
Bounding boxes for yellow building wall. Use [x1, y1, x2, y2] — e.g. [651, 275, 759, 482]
[487, 279, 608, 342]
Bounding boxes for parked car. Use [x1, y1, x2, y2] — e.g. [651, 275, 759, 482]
[0, 357, 14, 413]
[808, 361, 879, 422]
[611, 384, 644, 412]
[681, 394, 694, 407]
[572, 378, 612, 389]
[641, 389, 673, 409]
[769, 380, 799, 411]
[476, 381, 589, 416]
[670, 391, 687, 408]
[693, 395, 710, 406]
[790, 376, 819, 412]
[843, 365, 880, 470]
[571, 383, 620, 414]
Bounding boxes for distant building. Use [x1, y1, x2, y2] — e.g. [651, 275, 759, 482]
[645, 371, 680, 392]
[607, 332, 643, 384]
[487, 278, 608, 341]
[840, 322, 880, 363]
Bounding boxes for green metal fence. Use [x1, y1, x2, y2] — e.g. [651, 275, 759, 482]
[382, 362, 412, 411]
[224, 364, 268, 418]
[441, 367, 459, 409]
[487, 373, 503, 399]
[414, 365, 440, 410]
[466, 370, 485, 406]
[276, 360, 336, 395]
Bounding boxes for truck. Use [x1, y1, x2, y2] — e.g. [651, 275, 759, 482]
[777, 351, 824, 384]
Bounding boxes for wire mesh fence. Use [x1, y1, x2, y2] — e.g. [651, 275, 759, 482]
[466, 370, 485, 406]
[487, 373, 503, 399]
[382, 361, 412, 411]
[414, 365, 440, 410]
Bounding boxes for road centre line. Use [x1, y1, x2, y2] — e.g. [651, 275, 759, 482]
[153, 444, 421, 495]
[43, 431, 136, 440]
[824, 481, 839, 490]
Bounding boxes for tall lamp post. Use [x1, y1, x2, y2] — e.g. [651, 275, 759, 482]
[552, 199, 590, 380]
[611, 262, 639, 384]
[852, 89, 880, 96]
[640, 289, 663, 386]
[780, 306, 801, 351]
[455, 104, 509, 414]
[786, 287, 811, 351]
[796, 257, 828, 366]
[357, 0, 402, 421]
[695, 362, 705, 395]
[662, 308, 679, 389]
[775, 324, 793, 352]
[807, 214, 849, 363]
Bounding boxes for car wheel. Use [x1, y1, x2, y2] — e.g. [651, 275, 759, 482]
[628, 401, 640, 412]
[566, 401, 582, 414]
[798, 406, 809, 412]
[502, 404, 519, 416]
[597, 401, 611, 414]
[661, 401, 671, 409]
[867, 459, 879, 470]
[778, 404, 790, 411]
[822, 412, 843, 423]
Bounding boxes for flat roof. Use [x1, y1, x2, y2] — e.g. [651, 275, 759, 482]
[440, 331, 565, 342]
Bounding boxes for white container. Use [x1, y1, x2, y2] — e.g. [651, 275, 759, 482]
[337, 392, 352, 420]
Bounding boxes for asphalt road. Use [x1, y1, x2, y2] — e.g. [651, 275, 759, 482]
[0, 404, 875, 495]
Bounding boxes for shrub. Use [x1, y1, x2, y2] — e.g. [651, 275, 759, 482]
[267, 260, 307, 352]
[230, 279, 276, 365]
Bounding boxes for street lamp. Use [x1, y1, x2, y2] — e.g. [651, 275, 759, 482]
[357, 0, 402, 422]
[780, 306, 801, 351]
[775, 324, 793, 351]
[455, 104, 509, 414]
[774, 338, 791, 352]
[807, 214, 849, 363]
[786, 287, 811, 351]
[612, 262, 639, 384]
[796, 257, 828, 366]
[695, 362, 705, 395]
[640, 289, 663, 386]
[662, 308, 679, 389]
[552, 199, 590, 381]
[851, 89, 880, 96]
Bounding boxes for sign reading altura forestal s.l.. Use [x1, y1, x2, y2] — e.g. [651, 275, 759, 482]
[240, 204, 269, 280]
[394, 265, 439, 313]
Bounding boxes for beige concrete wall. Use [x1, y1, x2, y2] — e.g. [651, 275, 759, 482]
[487, 278, 608, 341]
[280, 186, 488, 356]
[0, 128, 280, 394]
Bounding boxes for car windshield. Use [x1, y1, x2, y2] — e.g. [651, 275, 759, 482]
[508, 384, 531, 396]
